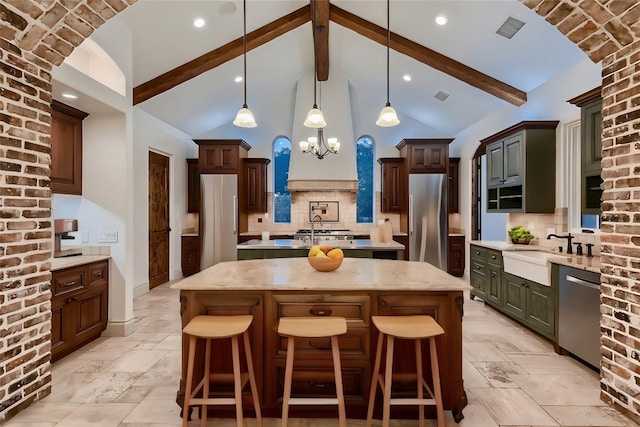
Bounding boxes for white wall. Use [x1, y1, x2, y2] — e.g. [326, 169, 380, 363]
[132, 108, 197, 296]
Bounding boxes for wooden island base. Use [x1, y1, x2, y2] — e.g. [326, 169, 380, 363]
[172, 259, 469, 422]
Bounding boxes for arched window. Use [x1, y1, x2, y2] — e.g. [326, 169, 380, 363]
[273, 136, 291, 223]
[356, 136, 374, 223]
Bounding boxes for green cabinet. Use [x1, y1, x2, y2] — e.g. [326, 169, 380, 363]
[482, 121, 558, 213]
[469, 245, 487, 300]
[469, 244, 501, 303]
[581, 96, 603, 214]
[503, 272, 555, 339]
[486, 134, 523, 188]
[487, 257, 502, 306]
[469, 243, 556, 341]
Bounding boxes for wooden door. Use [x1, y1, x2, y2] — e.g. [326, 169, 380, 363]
[149, 151, 170, 288]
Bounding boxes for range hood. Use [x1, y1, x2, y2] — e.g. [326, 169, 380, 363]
[288, 73, 358, 192]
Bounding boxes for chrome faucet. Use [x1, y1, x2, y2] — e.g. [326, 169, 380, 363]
[311, 214, 323, 245]
[547, 233, 574, 254]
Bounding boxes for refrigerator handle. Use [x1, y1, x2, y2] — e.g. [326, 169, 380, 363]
[233, 195, 238, 235]
[409, 194, 414, 236]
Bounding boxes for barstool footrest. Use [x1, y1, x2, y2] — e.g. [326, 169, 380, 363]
[389, 398, 438, 406]
[189, 397, 236, 405]
[288, 397, 340, 406]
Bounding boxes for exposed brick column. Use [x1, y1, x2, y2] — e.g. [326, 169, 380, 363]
[599, 39, 640, 423]
[521, 0, 640, 422]
[1, 38, 54, 419]
[1, 0, 135, 421]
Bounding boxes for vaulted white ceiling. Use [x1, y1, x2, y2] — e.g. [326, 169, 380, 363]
[56, 0, 596, 151]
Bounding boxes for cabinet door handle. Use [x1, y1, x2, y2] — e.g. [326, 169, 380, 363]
[309, 309, 332, 316]
[66, 297, 77, 303]
[379, 299, 389, 307]
[491, 255, 496, 260]
[64, 281, 79, 288]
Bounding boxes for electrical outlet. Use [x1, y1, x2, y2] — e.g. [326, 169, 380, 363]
[98, 230, 118, 243]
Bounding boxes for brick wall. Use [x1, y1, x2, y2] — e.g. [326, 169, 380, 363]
[0, 0, 639, 423]
[0, 0, 135, 421]
[521, 0, 640, 422]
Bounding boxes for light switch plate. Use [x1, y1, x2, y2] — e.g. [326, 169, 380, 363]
[98, 230, 118, 243]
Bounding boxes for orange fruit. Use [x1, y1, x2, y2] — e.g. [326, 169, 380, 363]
[327, 248, 344, 259]
[319, 246, 332, 254]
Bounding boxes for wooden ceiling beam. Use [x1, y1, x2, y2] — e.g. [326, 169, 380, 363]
[133, 5, 311, 105]
[329, 4, 527, 107]
[311, 0, 330, 81]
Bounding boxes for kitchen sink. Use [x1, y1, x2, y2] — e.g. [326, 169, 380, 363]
[502, 250, 569, 286]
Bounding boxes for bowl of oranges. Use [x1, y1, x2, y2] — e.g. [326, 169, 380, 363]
[307, 245, 344, 272]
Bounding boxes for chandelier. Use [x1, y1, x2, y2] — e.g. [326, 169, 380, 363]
[297, 0, 338, 159]
[299, 128, 340, 160]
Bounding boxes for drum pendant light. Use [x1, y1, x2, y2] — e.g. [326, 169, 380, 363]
[376, 0, 399, 127]
[233, 0, 257, 128]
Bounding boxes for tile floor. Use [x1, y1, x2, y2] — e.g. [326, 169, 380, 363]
[5, 281, 638, 427]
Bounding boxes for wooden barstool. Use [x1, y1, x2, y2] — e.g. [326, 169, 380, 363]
[278, 316, 348, 427]
[182, 315, 262, 427]
[366, 315, 445, 427]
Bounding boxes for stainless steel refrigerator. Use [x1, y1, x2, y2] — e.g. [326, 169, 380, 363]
[200, 174, 238, 269]
[408, 174, 448, 270]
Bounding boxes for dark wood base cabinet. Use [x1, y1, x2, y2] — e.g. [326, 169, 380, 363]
[181, 235, 201, 276]
[176, 289, 467, 422]
[447, 235, 465, 277]
[51, 260, 109, 362]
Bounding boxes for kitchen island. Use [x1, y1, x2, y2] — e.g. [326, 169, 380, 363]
[172, 257, 470, 422]
[237, 238, 405, 260]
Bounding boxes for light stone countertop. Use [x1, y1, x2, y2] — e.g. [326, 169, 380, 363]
[171, 257, 470, 292]
[470, 240, 601, 274]
[51, 255, 111, 271]
[470, 240, 544, 251]
[236, 239, 404, 250]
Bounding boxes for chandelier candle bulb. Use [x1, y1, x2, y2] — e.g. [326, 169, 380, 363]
[299, 140, 309, 152]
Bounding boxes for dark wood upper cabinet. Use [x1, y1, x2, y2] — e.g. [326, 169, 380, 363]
[448, 157, 460, 213]
[378, 158, 405, 213]
[396, 138, 452, 174]
[242, 158, 270, 213]
[186, 158, 200, 213]
[50, 100, 89, 195]
[194, 139, 250, 174]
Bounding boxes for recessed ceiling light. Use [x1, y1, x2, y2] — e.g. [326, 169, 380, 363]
[403, 74, 412, 82]
[193, 18, 205, 28]
[435, 15, 447, 26]
[235, 76, 243, 83]
[62, 93, 77, 99]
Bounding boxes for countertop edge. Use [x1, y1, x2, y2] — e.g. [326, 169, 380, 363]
[470, 240, 601, 274]
[51, 255, 111, 271]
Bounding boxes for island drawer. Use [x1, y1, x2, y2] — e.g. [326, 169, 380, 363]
[274, 328, 369, 358]
[276, 365, 366, 400]
[273, 294, 370, 325]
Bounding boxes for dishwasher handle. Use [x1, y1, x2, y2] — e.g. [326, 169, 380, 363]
[566, 275, 600, 290]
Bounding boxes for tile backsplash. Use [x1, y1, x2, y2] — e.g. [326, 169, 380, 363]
[508, 208, 600, 255]
[247, 191, 401, 236]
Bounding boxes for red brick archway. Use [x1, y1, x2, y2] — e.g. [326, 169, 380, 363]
[1, 0, 639, 423]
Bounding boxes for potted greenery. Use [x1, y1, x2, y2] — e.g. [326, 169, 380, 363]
[508, 226, 534, 244]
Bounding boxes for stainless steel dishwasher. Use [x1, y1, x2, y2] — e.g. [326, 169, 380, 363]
[558, 265, 601, 369]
